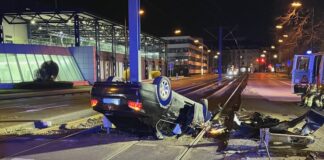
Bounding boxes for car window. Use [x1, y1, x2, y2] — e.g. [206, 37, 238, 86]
[296, 56, 309, 71]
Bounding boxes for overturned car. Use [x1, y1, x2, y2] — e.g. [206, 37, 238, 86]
[91, 76, 211, 139]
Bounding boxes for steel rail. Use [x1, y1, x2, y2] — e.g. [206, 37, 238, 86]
[175, 74, 248, 160]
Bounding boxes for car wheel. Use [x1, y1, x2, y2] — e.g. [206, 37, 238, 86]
[106, 76, 123, 82]
[153, 76, 172, 108]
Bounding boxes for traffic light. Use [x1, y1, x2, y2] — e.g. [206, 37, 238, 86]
[256, 58, 265, 63]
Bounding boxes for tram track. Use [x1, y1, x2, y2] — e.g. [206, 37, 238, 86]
[1, 75, 248, 160]
[100, 76, 247, 160]
[174, 79, 218, 94]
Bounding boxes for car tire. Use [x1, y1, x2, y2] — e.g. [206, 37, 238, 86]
[106, 76, 123, 82]
[153, 76, 172, 108]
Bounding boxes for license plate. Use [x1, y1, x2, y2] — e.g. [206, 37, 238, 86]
[103, 98, 121, 105]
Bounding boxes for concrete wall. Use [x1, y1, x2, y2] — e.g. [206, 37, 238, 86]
[2, 21, 28, 44]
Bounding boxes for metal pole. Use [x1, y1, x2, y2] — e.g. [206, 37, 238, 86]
[164, 43, 168, 76]
[144, 36, 148, 79]
[218, 26, 223, 81]
[124, 18, 128, 81]
[94, 19, 101, 81]
[0, 14, 3, 44]
[128, 0, 141, 82]
[111, 25, 116, 76]
[201, 47, 204, 75]
[73, 15, 80, 47]
[311, 7, 314, 51]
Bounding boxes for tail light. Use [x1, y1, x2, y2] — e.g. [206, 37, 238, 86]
[128, 100, 143, 112]
[90, 98, 98, 107]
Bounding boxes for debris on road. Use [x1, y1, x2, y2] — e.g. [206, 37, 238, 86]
[233, 109, 324, 147]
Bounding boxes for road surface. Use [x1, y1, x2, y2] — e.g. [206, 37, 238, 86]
[3, 73, 322, 159]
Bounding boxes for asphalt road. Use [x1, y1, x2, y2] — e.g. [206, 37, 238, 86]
[3, 73, 322, 159]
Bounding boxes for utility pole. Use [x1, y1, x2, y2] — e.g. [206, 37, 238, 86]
[218, 26, 222, 82]
[311, 7, 314, 51]
[128, 0, 141, 82]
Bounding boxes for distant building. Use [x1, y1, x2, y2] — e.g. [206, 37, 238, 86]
[0, 11, 166, 88]
[223, 48, 260, 72]
[162, 36, 208, 76]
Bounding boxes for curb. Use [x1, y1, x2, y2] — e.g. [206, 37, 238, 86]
[0, 109, 97, 135]
[0, 89, 90, 100]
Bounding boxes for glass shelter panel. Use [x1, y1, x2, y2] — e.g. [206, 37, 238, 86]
[17, 54, 33, 82]
[57, 55, 72, 81]
[0, 54, 12, 83]
[26, 54, 39, 80]
[35, 54, 45, 68]
[7, 54, 22, 83]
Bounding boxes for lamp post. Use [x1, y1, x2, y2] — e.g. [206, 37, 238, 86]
[291, 2, 302, 8]
[199, 45, 204, 75]
[195, 39, 211, 76]
[276, 25, 283, 29]
[174, 29, 182, 35]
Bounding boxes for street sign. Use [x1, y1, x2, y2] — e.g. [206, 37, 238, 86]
[169, 62, 174, 70]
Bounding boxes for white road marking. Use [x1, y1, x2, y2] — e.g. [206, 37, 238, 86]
[19, 104, 69, 113]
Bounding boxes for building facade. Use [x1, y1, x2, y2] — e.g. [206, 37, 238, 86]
[0, 11, 166, 87]
[223, 48, 260, 72]
[162, 36, 208, 76]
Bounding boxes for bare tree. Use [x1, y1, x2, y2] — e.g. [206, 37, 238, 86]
[276, 6, 323, 61]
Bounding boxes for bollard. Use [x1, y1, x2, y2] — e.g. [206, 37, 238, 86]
[102, 116, 112, 134]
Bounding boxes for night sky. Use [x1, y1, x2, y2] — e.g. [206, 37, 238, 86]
[1, 0, 300, 49]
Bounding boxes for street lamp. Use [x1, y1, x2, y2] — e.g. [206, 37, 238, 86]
[276, 25, 283, 29]
[139, 9, 145, 16]
[30, 20, 36, 25]
[278, 39, 283, 43]
[273, 54, 278, 59]
[271, 45, 276, 49]
[194, 39, 199, 43]
[263, 50, 267, 53]
[283, 34, 288, 38]
[261, 54, 266, 58]
[174, 29, 182, 35]
[199, 45, 204, 75]
[207, 49, 211, 53]
[291, 2, 302, 8]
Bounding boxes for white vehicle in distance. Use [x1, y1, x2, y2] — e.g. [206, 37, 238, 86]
[226, 65, 239, 78]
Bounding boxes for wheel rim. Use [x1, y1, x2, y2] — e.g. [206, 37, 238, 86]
[159, 79, 170, 100]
